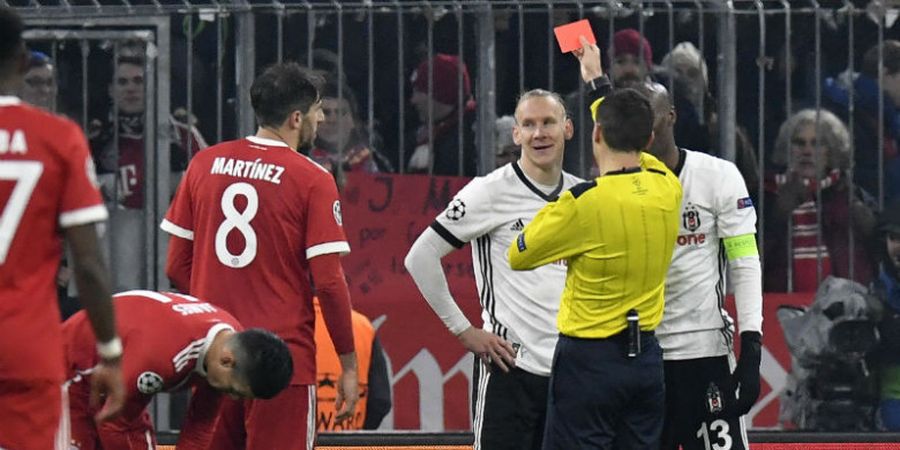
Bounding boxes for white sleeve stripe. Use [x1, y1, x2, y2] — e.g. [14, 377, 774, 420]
[160, 219, 194, 240]
[59, 204, 108, 228]
[306, 241, 351, 259]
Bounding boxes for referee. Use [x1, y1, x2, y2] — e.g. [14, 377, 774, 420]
[508, 88, 682, 447]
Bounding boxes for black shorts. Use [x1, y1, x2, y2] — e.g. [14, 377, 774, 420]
[471, 360, 549, 450]
[542, 333, 665, 450]
[661, 356, 749, 450]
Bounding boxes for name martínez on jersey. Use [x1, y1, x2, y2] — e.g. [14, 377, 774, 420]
[210, 157, 285, 184]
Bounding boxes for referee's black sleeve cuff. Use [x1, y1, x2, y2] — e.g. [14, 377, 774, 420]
[430, 221, 465, 249]
[586, 75, 612, 106]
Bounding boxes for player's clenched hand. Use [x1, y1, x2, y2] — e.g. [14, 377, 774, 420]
[334, 368, 360, 422]
[457, 327, 517, 372]
[91, 358, 125, 422]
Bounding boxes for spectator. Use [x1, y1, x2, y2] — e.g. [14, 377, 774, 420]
[407, 53, 477, 176]
[871, 198, 900, 431]
[64, 290, 292, 449]
[494, 115, 519, 168]
[764, 109, 878, 292]
[314, 297, 391, 431]
[90, 55, 207, 210]
[20, 51, 56, 111]
[609, 28, 654, 88]
[0, 8, 124, 450]
[823, 40, 900, 201]
[20, 50, 81, 318]
[308, 79, 392, 175]
[659, 41, 761, 199]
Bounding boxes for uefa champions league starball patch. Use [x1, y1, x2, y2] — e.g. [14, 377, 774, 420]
[445, 198, 466, 221]
[137, 371, 164, 394]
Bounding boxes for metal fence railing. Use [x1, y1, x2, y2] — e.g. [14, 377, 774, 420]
[9, 0, 900, 434]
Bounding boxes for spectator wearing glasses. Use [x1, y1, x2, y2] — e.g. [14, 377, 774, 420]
[20, 51, 56, 111]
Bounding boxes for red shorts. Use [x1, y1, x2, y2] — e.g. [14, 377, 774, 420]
[205, 384, 316, 450]
[67, 375, 156, 450]
[0, 378, 63, 450]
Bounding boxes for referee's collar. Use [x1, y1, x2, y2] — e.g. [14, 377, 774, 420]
[512, 161, 564, 202]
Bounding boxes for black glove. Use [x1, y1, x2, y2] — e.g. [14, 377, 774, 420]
[719, 331, 762, 418]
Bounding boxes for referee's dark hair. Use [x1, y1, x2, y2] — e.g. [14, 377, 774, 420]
[0, 7, 26, 81]
[231, 328, 294, 399]
[595, 88, 654, 152]
[251, 62, 323, 128]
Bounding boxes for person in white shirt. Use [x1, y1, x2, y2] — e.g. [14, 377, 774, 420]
[405, 89, 582, 450]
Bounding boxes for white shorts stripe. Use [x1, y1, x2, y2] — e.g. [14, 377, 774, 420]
[54, 385, 70, 450]
[307, 385, 316, 450]
[472, 360, 491, 450]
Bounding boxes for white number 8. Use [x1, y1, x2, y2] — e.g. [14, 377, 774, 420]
[215, 182, 258, 268]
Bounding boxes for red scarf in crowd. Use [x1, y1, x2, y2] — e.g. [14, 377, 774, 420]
[773, 169, 843, 292]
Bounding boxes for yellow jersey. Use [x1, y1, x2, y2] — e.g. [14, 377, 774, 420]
[508, 153, 682, 338]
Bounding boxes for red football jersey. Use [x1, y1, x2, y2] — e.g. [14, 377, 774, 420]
[0, 97, 107, 382]
[161, 136, 350, 384]
[63, 290, 241, 417]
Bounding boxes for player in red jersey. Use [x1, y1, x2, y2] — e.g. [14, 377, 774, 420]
[0, 8, 124, 450]
[161, 62, 358, 450]
[63, 289, 293, 450]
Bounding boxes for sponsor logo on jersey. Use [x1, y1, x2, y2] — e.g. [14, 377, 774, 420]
[445, 198, 466, 221]
[509, 218, 525, 232]
[137, 371, 164, 394]
[737, 197, 754, 209]
[682, 203, 702, 232]
[677, 233, 706, 246]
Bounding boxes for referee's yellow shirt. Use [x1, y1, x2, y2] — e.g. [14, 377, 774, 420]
[508, 153, 682, 338]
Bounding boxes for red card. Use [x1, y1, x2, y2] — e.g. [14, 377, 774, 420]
[553, 19, 596, 53]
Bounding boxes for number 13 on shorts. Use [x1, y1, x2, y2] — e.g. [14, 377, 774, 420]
[696, 419, 733, 450]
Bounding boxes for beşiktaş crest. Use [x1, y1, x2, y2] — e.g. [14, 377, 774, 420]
[682, 203, 701, 232]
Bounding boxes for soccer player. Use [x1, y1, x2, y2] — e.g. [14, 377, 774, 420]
[0, 8, 124, 450]
[642, 82, 762, 449]
[64, 289, 293, 450]
[405, 88, 582, 449]
[576, 38, 763, 449]
[161, 62, 358, 450]
[508, 85, 682, 450]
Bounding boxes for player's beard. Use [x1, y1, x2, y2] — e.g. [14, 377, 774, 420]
[298, 119, 317, 149]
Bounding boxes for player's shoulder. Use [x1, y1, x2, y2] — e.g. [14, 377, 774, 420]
[457, 164, 509, 196]
[683, 148, 740, 176]
[561, 171, 585, 188]
[19, 105, 84, 141]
